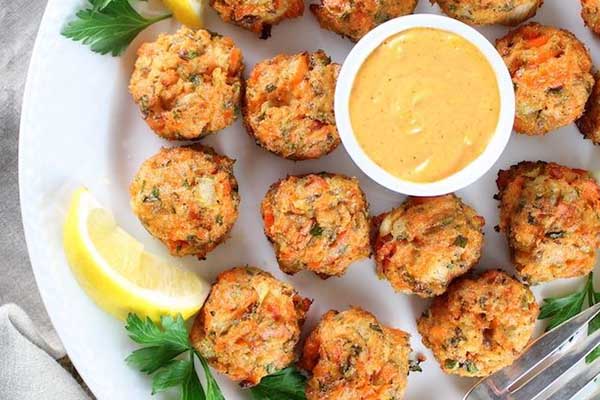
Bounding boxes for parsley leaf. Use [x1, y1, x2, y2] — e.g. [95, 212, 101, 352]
[151, 359, 194, 394]
[586, 274, 600, 363]
[250, 367, 307, 400]
[182, 360, 206, 400]
[538, 275, 591, 331]
[62, 0, 171, 56]
[125, 314, 189, 351]
[126, 344, 188, 374]
[538, 274, 600, 364]
[124, 313, 225, 400]
[199, 355, 226, 400]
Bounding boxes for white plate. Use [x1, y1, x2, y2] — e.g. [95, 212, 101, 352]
[18, 0, 600, 399]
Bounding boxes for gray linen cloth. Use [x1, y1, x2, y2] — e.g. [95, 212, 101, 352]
[0, 304, 90, 399]
[1, 1, 89, 399]
[0, 0, 58, 348]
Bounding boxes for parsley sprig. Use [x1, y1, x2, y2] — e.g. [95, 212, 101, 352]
[538, 273, 600, 363]
[249, 367, 307, 400]
[125, 313, 310, 399]
[62, 0, 171, 56]
[125, 313, 224, 399]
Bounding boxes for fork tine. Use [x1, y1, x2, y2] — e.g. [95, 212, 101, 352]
[544, 359, 600, 400]
[509, 327, 600, 400]
[474, 302, 600, 393]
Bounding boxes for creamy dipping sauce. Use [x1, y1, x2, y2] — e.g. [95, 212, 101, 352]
[349, 28, 500, 183]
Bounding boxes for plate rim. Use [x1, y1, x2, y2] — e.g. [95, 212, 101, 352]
[17, 0, 108, 398]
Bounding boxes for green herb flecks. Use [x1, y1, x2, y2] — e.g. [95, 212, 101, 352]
[180, 50, 199, 60]
[143, 187, 161, 203]
[453, 235, 468, 248]
[369, 323, 383, 333]
[125, 313, 224, 400]
[310, 224, 323, 237]
[189, 74, 201, 85]
[62, 0, 171, 56]
[463, 361, 478, 374]
[408, 358, 423, 373]
[444, 359, 458, 369]
[374, 11, 390, 24]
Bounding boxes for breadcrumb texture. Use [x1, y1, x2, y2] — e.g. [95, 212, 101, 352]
[210, 0, 304, 38]
[129, 27, 243, 140]
[243, 51, 340, 160]
[496, 23, 593, 135]
[310, 0, 417, 41]
[577, 73, 600, 144]
[417, 270, 538, 377]
[373, 194, 485, 297]
[434, 0, 542, 25]
[190, 267, 311, 386]
[299, 307, 411, 399]
[261, 173, 371, 277]
[496, 161, 600, 283]
[581, 0, 600, 35]
[130, 145, 239, 258]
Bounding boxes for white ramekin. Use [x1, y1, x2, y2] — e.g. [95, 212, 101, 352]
[335, 13, 515, 196]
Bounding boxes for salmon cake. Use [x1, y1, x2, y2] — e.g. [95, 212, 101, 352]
[581, 0, 600, 35]
[190, 267, 311, 386]
[310, 0, 417, 42]
[261, 173, 371, 277]
[299, 307, 411, 400]
[434, 0, 542, 26]
[130, 145, 239, 258]
[243, 51, 340, 160]
[496, 23, 593, 135]
[495, 161, 600, 284]
[577, 74, 600, 144]
[210, 0, 304, 39]
[129, 27, 243, 140]
[373, 195, 485, 298]
[417, 270, 538, 377]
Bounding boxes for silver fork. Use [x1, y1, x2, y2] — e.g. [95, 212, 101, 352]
[465, 302, 600, 400]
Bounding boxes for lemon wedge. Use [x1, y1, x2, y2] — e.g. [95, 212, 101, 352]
[63, 188, 209, 321]
[162, 0, 205, 29]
